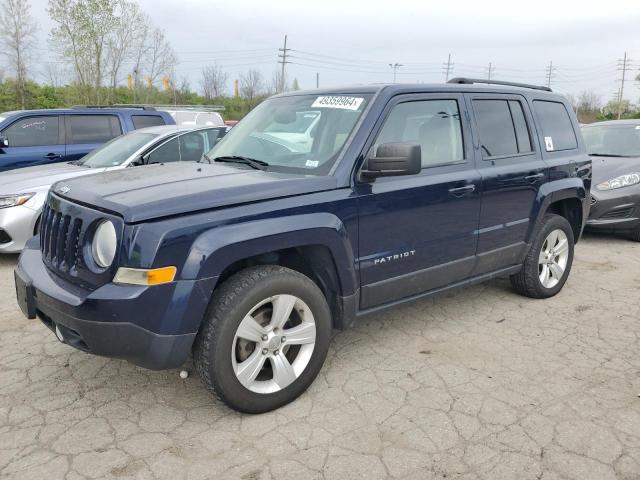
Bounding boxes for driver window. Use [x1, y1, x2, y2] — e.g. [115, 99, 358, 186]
[373, 100, 464, 168]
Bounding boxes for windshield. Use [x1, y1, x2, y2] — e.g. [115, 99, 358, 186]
[206, 94, 371, 174]
[582, 125, 640, 157]
[81, 132, 159, 168]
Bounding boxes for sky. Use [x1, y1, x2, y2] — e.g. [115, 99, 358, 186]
[22, 0, 640, 103]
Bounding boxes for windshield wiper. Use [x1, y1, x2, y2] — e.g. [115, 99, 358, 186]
[212, 155, 269, 171]
[589, 153, 633, 158]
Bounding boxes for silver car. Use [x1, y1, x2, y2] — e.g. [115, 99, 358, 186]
[0, 124, 229, 253]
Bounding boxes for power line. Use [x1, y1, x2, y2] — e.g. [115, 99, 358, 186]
[544, 60, 557, 88]
[277, 35, 290, 94]
[617, 51, 632, 119]
[486, 62, 494, 81]
[389, 63, 402, 83]
[442, 53, 453, 81]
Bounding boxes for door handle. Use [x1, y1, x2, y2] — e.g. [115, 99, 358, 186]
[45, 153, 62, 160]
[448, 185, 476, 198]
[525, 173, 544, 183]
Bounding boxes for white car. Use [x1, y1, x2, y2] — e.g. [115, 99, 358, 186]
[0, 124, 229, 253]
[263, 110, 320, 150]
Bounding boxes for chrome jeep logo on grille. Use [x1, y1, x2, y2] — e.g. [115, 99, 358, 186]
[57, 185, 70, 195]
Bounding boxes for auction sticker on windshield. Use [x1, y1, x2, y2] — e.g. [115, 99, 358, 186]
[311, 96, 364, 111]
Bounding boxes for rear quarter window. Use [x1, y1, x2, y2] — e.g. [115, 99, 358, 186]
[132, 115, 167, 129]
[533, 100, 577, 151]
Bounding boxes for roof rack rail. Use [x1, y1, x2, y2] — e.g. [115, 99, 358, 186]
[447, 77, 552, 92]
[114, 104, 226, 112]
[71, 104, 156, 110]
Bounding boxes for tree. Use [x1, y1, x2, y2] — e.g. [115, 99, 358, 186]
[200, 65, 228, 99]
[48, 0, 118, 101]
[105, 0, 145, 94]
[570, 90, 602, 123]
[291, 78, 300, 91]
[145, 28, 177, 86]
[602, 98, 635, 119]
[0, 0, 37, 108]
[240, 69, 264, 110]
[268, 68, 288, 95]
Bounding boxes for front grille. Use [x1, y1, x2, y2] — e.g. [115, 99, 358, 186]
[0, 229, 11, 244]
[600, 206, 634, 220]
[40, 204, 84, 272]
[39, 193, 123, 289]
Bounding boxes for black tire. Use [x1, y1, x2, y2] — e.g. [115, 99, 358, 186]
[631, 228, 640, 242]
[193, 265, 332, 413]
[510, 214, 575, 299]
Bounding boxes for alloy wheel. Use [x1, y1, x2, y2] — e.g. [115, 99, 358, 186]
[232, 294, 316, 394]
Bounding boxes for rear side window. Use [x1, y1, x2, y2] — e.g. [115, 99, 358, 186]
[533, 100, 577, 151]
[2, 116, 60, 147]
[473, 99, 533, 157]
[132, 115, 166, 129]
[68, 115, 121, 144]
[473, 100, 514, 157]
[178, 131, 206, 162]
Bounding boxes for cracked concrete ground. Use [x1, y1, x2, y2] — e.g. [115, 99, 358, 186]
[1, 233, 639, 480]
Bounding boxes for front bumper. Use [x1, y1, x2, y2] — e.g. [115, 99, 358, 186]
[0, 205, 40, 253]
[586, 188, 640, 232]
[15, 240, 217, 370]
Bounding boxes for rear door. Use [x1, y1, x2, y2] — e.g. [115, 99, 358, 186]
[466, 93, 547, 275]
[0, 115, 64, 171]
[64, 114, 123, 162]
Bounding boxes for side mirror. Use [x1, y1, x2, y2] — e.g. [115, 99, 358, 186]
[130, 155, 145, 167]
[0, 137, 8, 148]
[360, 143, 422, 180]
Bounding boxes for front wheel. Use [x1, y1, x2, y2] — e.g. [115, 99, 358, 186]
[630, 228, 640, 242]
[193, 265, 332, 413]
[510, 214, 575, 299]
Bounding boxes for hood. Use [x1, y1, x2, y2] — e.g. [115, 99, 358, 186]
[53, 162, 338, 223]
[0, 162, 103, 194]
[590, 155, 640, 185]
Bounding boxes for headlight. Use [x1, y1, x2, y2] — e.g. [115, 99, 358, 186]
[0, 193, 35, 209]
[596, 173, 640, 191]
[92, 220, 117, 268]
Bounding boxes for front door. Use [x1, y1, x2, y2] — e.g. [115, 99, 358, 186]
[466, 94, 548, 275]
[356, 94, 481, 309]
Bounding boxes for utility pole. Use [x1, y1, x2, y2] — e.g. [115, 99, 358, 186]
[277, 35, 290, 93]
[442, 53, 453, 82]
[316, 72, 319, 89]
[486, 62, 494, 81]
[544, 60, 556, 89]
[388, 63, 402, 83]
[617, 51, 632, 120]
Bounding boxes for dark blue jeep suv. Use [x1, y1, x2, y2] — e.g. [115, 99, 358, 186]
[15, 79, 591, 412]
[0, 107, 175, 172]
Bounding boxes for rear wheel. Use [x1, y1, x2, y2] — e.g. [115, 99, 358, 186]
[510, 214, 575, 298]
[193, 265, 332, 413]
